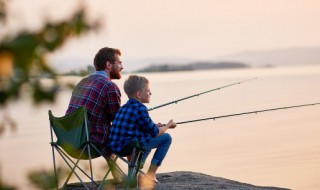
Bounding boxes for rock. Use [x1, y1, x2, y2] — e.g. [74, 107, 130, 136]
[154, 171, 289, 190]
[64, 171, 290, 190]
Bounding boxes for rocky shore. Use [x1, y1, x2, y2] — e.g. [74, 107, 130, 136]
[65, 171, 290, 190]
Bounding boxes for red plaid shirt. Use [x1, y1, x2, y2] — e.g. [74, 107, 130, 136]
[66, 71, 121, 157]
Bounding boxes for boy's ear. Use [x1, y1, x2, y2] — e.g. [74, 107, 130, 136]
[136, 90, 142, 99]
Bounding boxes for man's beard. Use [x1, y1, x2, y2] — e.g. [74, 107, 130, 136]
[110, 68, 121, 79]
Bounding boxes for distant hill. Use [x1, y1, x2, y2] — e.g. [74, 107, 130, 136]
[50, 47, 320, 73]
[136, 62, 249, 73]
[214, 47, 320, 67]
[134, 47, 320, 72]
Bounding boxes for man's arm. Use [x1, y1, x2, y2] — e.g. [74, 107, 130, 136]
[105, 84, 121, 121]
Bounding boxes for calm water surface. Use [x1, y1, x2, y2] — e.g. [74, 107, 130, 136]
[1, 65, 320, 189]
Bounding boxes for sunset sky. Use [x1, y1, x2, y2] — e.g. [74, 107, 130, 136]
[3, 0, 320, 71]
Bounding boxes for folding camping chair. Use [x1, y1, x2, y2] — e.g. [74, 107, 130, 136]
[48, 106, 145, 189]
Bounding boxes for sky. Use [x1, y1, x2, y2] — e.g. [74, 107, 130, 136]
[3, 0, 320, 71]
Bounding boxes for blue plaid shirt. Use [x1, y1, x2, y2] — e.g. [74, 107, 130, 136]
[108, 98, 159, 153]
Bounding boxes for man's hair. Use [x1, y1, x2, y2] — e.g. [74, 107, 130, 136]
[94, 47, 121, 71]
[124, 75, 149, 98]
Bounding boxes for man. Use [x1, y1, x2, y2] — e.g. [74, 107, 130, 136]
[66, 47, 123, 181]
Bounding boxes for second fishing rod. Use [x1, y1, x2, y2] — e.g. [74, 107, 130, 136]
[148, 77, 257, 111]
[175, 102, 320, 125]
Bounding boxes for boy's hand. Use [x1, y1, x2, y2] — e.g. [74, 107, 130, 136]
[167, 119, 176, 129]
[157, 123, 166, 127]
[157, 120, 177, 136]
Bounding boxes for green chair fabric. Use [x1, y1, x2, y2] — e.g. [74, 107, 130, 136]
[117, 139, 143, 157]
[49, 106, 150, 189]
[49, 107, 100, 159]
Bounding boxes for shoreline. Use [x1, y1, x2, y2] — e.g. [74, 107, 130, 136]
[65, 171, 290, 190]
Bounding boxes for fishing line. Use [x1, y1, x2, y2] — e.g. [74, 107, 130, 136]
[148, 77, 257, 111]
[176, 102, 320, 125]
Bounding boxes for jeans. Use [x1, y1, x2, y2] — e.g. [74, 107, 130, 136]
[141, 133, 172, 167]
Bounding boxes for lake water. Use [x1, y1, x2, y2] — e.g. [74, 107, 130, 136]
[1, 65, 320, 189]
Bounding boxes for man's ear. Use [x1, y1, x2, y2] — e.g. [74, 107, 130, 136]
[106, 61, 112, 69]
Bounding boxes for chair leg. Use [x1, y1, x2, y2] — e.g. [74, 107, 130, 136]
[59, 149, 97, 184]
[55, 147, 89, 190]
[97, 168, 111, 190]
[90, 145, 127, 189]
[133, 151, 143, 177]
[97, 159, 124, 190]
[51, 144, 59, 190]
[118, 156, 145, 176]
[57, 146, 124, 190]
[125, 147, 144, 188]
[127, 148, 136, 187]
[86, 144, 95, 189]
[117, 154, 159, 187]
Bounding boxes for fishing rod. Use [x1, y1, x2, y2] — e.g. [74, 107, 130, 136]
[148, 77, 257, 111]
[176, 102, 320, 125]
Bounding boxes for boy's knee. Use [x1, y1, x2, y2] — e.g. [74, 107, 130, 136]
[163, 133, 172, 144]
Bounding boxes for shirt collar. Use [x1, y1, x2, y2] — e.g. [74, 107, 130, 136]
[93, 70, 109, 78]
[129, 98, 139, 103]
[128, 98, 144, 105]
[128, 98, 148, 111]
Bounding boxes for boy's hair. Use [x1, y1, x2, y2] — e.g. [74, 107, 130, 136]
[94, 47, 121, 71]
[124, 75, 149, 98]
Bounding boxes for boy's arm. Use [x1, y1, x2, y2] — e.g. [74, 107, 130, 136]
[137, 106, 176, 137]
[137, 107, 159, 137]
[157, 120, 176, 136]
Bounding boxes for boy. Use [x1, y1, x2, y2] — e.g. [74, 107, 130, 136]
[108, 75, 176, 187]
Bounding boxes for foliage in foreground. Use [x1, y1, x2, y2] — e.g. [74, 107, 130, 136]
[0, 1, 101, 189]
[28, 168, 67, 190]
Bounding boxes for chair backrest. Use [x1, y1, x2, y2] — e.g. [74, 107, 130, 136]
[49, 106, 99, 159]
